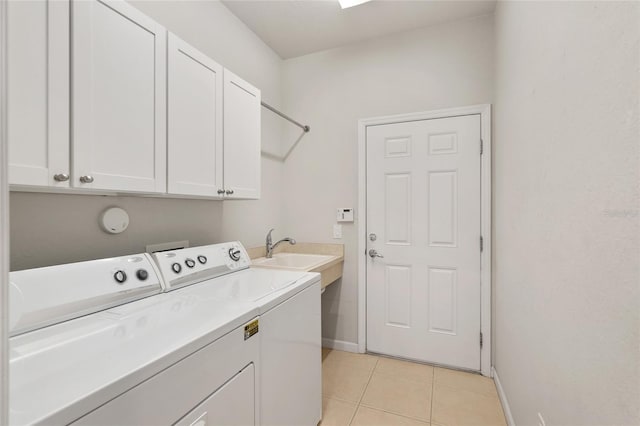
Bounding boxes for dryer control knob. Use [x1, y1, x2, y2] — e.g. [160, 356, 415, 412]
[114, 270, 127, 284]
[197, 255, 207, 264]
[185, 258, 196, 268]
[171, 263, 182, 274]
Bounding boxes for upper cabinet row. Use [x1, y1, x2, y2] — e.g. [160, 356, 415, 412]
[7, 0, 261, 199]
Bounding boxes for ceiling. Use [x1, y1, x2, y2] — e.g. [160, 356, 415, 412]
[221, 0, 497, 59]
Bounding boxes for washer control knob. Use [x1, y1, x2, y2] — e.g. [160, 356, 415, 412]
[136, 269, 149, 281]
[197, 255, 207, 264]
[228, 248, 241, 261]
[171, 262, 182, 274]
[114, 270, 127, 284]
[185, 258, 196, 268]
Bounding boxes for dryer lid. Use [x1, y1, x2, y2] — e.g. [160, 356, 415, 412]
[9, 254, 162, 336]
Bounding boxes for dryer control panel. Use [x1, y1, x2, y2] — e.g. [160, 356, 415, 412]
[152, 241, 251, 292]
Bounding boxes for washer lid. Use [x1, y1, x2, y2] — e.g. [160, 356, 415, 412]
[177, 267, 320, 311]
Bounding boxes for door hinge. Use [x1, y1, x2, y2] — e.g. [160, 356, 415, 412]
[480, 332, 483, 349]
[480, 139, 483, 155]
[480, 236, 483, 252]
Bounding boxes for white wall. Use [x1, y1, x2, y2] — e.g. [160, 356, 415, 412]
[281, 15, 494, 344]
[493, 2, 640, 424]
[10, 0, 285, 270]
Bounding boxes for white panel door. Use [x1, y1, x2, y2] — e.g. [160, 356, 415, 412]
[223, 70, 261, 199]
[366, 115, 481, 370]
[7, 0, 69, 187]
[167, 33, 223, 197]
[72, 0, 166, 193]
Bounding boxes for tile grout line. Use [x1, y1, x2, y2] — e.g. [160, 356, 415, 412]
[347, 356, 379, 426]
[430, 367, 435, 425]
[356, 404, 431, 424]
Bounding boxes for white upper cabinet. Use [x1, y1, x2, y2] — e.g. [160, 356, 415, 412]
[167, 33, 224, 197]
[72, 0, 167, 193]
[8, 0, 261, 199]
[7, 0, 70, 187]
[167, 36, 261, 200]
[223, 70, 261, 200]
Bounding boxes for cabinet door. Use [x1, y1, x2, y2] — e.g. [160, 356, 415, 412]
[72, 0, 167, 193]
[223, 70, 261, 199]
[7, 0, 70, 187]
[167, 34, 223, 197]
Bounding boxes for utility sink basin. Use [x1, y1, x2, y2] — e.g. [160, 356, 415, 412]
[252, 253, 337, 271]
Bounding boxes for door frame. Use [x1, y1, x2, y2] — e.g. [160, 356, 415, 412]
[357, 104, 492, 376]
[0, 0, 9, 419]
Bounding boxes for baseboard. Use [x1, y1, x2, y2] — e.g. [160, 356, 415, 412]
[322, 338, 359, 353]
[492, 366, 516, 426]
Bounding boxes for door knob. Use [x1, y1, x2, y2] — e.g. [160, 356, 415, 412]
[53, 173, 69, 182]
[79, 175, 94, 183]
[368, 249, 384, 258]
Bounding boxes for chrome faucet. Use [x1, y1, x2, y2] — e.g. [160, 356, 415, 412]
[266, 228, 296, 258]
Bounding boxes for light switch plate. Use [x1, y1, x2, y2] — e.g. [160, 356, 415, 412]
[333, 224, 343, 239]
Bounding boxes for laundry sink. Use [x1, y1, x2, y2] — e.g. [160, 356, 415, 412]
[252, 253, 337, 271]
[249, 243, 344, 290]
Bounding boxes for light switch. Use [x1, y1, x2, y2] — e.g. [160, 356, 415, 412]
[336, 208, 354, 222]
[333, 224, 343, 239]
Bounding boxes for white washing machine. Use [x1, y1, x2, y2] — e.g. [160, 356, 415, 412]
[9, 251, 259, 425]
[9, 241, 322, 426]
[152, 242, 323, 426]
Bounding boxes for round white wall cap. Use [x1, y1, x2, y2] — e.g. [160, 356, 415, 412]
[100, 207, 129, 234]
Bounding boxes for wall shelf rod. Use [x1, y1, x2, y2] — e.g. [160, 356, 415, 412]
[261, 101, 310, 133]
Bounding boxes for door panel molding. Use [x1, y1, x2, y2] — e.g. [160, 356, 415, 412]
[357, 104, 492, 377]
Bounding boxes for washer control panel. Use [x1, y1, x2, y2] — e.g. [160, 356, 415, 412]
[152, 241, 251, 292]
[9, 254, 162, 336]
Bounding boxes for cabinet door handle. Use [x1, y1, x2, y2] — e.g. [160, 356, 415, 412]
[225, 189, 234, 195]
[217, 189, 225, 194]
[79, 175, 94, 184]
[53, 173, 70, 182]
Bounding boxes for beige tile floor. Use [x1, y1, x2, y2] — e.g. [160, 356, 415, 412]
[320, 348, 507, 426]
